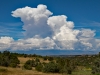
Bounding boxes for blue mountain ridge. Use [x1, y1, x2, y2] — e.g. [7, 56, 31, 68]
[11, 50, 99, 56]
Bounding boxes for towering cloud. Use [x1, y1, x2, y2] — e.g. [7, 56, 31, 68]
[47, 15, 79, 50]
[12, 4, 53, 38]
[0, 4, 100, 51]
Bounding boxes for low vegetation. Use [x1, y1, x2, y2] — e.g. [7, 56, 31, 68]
[0, 50, 100, 75]
[0, 68, 8, 72]
[0, 51, 20, 68]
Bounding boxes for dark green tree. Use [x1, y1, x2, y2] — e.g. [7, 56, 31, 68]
[92, 58, 100, 75]
[0, 51, 20, 67]
[43, 62, 60, 73]
[35, 63, 43, 71]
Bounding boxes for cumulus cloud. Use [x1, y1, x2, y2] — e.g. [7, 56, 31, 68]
[47, 15, 79, 50]
[12, 4, 52, 38]
[0, 4, 100, 51]
[0, 37, 14, 51]
[0, 36, 56, 51]
[11, 37, 56, 50]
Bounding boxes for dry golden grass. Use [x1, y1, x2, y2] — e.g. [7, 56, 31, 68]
[0, 57, 61, 75]
[18, 57, 50, 65]
[18, 57, 32, 65]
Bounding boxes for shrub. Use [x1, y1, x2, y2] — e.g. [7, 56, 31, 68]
[43, 56, 48, 60]
[25, 60, 32, 65]
[92, 58, 100, 75]
[35, 63, 43, 71]
[35, 58, 40, 62]
[23, 60, 33, 70]
[62, 66, 72, 74]
[23, 54, 27, 58]
[0, 51, 20, 68]
[23, 59, 39, 70]
[10, 63, 17, 68]
[23, 64, 32, 70]
[48, 57, 54, 61]
[42, 62, 46, 65]
[43, 62, 60, 73]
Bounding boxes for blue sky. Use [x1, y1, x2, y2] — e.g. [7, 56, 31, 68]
[0, 0, 100, 55]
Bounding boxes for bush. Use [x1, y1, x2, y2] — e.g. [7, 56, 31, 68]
[0, 51, 20, 68]
[43, 62, 60, 73]
[0, 60, 9, 67]
[24, 64, 32, 70]
[55, 58, 75, 74]
[48, 57, 54, 61]
[62, 67, 72, 74]
[10, 63, 17, 68]
[35, 58, 40, 62]
[43, 56, 48, 60]
[23, 59, 39, 70]
[23, 60, 33, 70]
[35, 63, 43, 71]
[25, 60, 32, 65]
[92, 58, 100, 75]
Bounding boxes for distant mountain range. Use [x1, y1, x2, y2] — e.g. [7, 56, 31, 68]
[11, 50, 99, 56]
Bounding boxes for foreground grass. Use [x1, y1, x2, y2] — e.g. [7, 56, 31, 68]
[72, 70, 91, 75]
[0, 66, 61, 75]
[0, 68, 92, 75]
[0, 66, 92, 75]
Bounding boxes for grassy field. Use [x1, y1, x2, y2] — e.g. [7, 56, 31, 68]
[0, 57, 92, 75]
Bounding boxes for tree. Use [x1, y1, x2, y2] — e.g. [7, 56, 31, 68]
[43, 56, 48, 60]
[23, 60, 33, 70]
[43, 62, 60, 73]
[0, 51, 20, 68]
[92, 58, 100, 74]
[35, 63, 43, 71]
[23, 59, 38, 70]
[24, 64, 32, 70]
[48, 57, 54, 61]
[35, 58, 40, 62]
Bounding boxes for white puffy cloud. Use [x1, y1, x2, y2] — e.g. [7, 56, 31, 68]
[78, 29, 95, 38]
[11, 37, 56, 51]
[47, 15, 79, 50]
[12, 4, 53, 38]
[0, 36, 56, 51]
[47, 15, 74, 34]
[75, 29, 98, 50]
[0, 37, 14, 51]
[0, 4, 99, 51]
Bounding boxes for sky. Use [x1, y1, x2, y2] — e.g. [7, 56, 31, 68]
[0, 0, 100, 55]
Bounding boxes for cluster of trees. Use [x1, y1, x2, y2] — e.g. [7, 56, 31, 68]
[23, 56, 76, 74]
[22, 53, 100, 75]
[92, 58, 100, 75]
[91, 53, 100, 75]
[7, 52, 42, 58]
[23, 58, 40, 70]
[0, 51, 20, 68]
